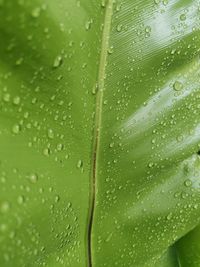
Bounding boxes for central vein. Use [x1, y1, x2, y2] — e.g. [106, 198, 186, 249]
[87, 1, 114, 266]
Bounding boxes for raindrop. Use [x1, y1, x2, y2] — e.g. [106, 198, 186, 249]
[3, 93, 10, 102]
[116, 24, 123, 32]
[180, 14, 186, 21]
[145, 26, 151, 33]
[13, 96, 21, 105]
[85, 20, 92, 31]
[28, 173, 38, 184]
[148, 162, 154, 168]
[77, 160, 83, 168]
[109, 142, 114, 148]
[166, 212, 172, 220]
[12, 124, 20, 134]
[184, 179, 192, 187]
[43, 148, 50, 156]
[31, 7, 41, 18]
[53, 55, 63, 68]
[0, 201, 10, 213]
[108, 46, 114, 54]
[57, 143, 64, 151]
[47, 129, 54, 139]
[163, 0, 169, 6]
[15, 58, 23, 66]
[173, 81, 183, 91]
[55, 195, 60, 203]
[17, 195, 25, 204]
[101, 0, 106, 8]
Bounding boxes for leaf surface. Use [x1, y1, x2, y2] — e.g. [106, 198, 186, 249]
[0, 0, 200, 267]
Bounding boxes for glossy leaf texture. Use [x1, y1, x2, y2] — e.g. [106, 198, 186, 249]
[0, 0, 200, 267]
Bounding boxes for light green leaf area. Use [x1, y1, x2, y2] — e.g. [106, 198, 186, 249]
[0, 0, 200, 267]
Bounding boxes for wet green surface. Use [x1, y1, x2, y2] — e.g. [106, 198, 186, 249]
[0, 0, 200, 266]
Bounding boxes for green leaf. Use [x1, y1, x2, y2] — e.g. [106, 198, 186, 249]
[0, 0, 200, 266]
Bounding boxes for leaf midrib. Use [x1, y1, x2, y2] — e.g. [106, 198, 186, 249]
[87, 1, 114, 266]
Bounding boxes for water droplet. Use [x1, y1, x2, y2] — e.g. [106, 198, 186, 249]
[0, 201, 10, 213]
[53, 55, 63, 68]
[47, 129, 54, 139]
[24, 112, 29, 119]
[148, 162, 154, 168]
[184, 179, 192, 187]
[116, 3, 121, 11]
[116, 24, 123, 32]
[55, 195, 60, 203]
[108, 46, 114, 54]
[176, 135, 183, 142]
[9, 231, 15, 239]
[28, 173, 38, 184]
[0, 224, 7, 232]
[101, 0, 106, 8]
[31, 7, 41, 18]
[163, 0, 169, 6]
[3, 93, 10, 102]
[13, 96, 21, 105]
[57, 143, 64, 151]
[109, 142, 114, 148]
[166, 212, 172, 220]
[85, 20, 92, 31]
[180, 14, 186, 21]
[12, 124, 20, 134]
[77, 160, 83, 168]
[43, 148, 50, 156]
[17, 195, 25, 204]
[145, 26, 151, 33]
[15, 57, 23, 66]
[173, 81, 183, 91]
[92, 84, 98, 95]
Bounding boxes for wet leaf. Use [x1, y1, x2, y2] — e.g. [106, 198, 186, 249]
[0, 0, 200, 266]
